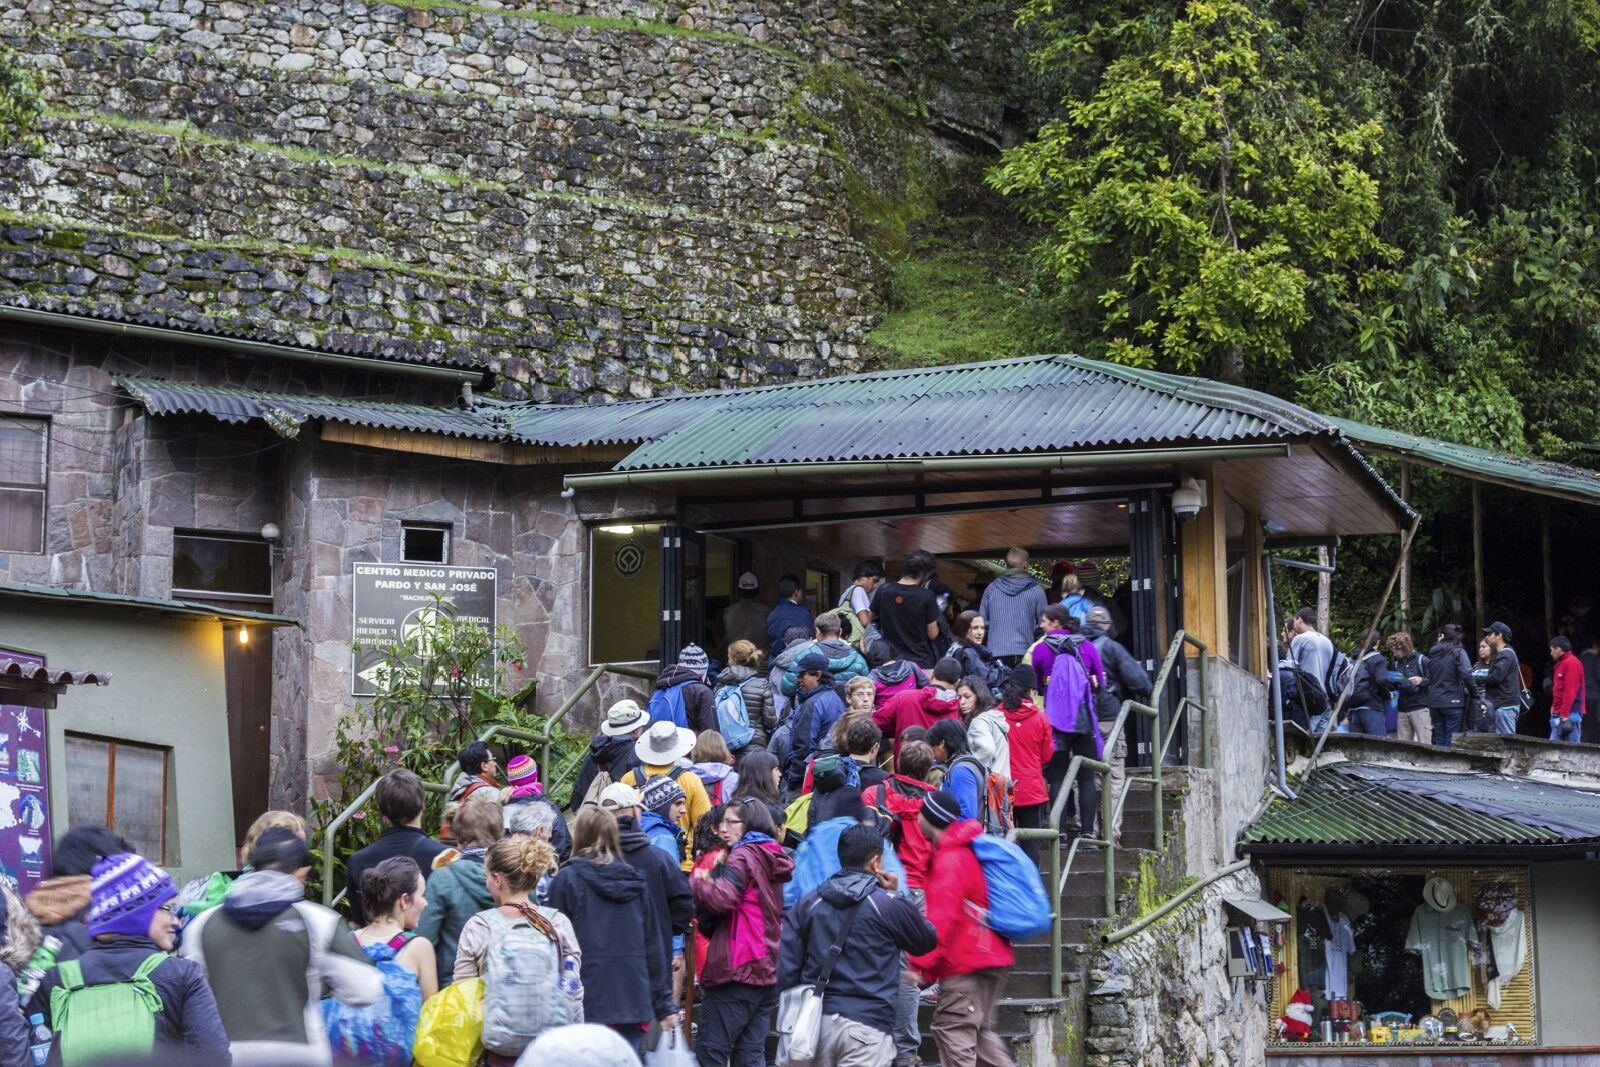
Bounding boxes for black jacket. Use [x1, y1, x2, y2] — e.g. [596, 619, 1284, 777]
[655, 664, 717, 736]
[779, 869, 936, 1036]
[344, 824, 450, 925]
[32, 936, 232, 1064]
[547, 857, 674, 1025]
[1391, 651, 1430, 712]
[570, 733, 643, 811]
[1085, 628, 1153, 701]
[1346, 651, 1393, 712]
[1425, 643, 1474, 709]
[615, 815, 694, 968]
[1485, 647, 1523, 708]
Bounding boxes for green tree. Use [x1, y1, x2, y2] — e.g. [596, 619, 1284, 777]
[0, 45, 42, 151]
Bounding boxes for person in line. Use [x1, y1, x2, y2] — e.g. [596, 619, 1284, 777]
[843, 560, 885, 632]
[868, 639, 929, 709]
[324, 857, 437, 1067]
[978, 549, 1047, 666]
[1344, 630, 1394, 737]
[19, 825, 127, 998]
[519, 1022, 644, 1066]
[622, 722, 712, 865]
[720, 571, 770, 651]
[690, 731, 741, 806]
[1482, 622, 1523, 734]
[446, 741, 501, 804]
[1289, 608, 1337, 692]
[184, 829, 382, 1065]
[549, 808, 679, 1054]
[787, 653, 847, 793]
[927, 720, 984, 824]
[779, 821, 939, 1067]
[998, 665, 1053, 857]
[874, 741, 938, 1065]
[454, 836, 582, 1066]
[571, 699, 649, 810]
[344, 770, 450, 925]
[1058, 572, 1093, 624]
[871, 552, 944, 669]
[1386, 632, 1431, 743]
[1028, 606, 1106, 837]
[0, 878, 35, 1065]
[911, 792, 1016, 1067]
[843, 675, 877, 724]
[415, 796, 503, 983]
[1082, 607, 1150, 846]
[949, 611, 1007, 688]
[770, 625, 819, 725]
[689, 804, 730, 984]
[1549, 634, 1586, 742]
[602, 783, 694, 1011]
[501, 755, 573, 861]
[651, 644, 717, 734]
[729, 749, 787, 830]
[766, 575, 814, 657]
[960, 676, 1010, 784]
[640, 776, 690, 867]
[873, 656, 963, 759]
[35, 852, 230, 1064]
[843, 717, 890, 791]
[787, 786, 906, 905]
[717, 640, 778, 753]
[1425, 624, 1475, 747]
[780, 613, 870, 696]
[690, 799, 794, 1067]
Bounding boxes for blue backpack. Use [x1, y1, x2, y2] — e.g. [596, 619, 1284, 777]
[322, 935, 423, 1067]
[968, 834, 1053, 941]
[648, 681, 690, 728]
[713, 683, 755, 750]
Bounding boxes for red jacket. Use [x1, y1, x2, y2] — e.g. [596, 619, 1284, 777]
[868, 774, 936, 889]
[873, 685, 961, 755]
[1002, 701, 1055, 806]
[910, 820, 1014, 982]
[691, 836, 794, 987]
[1553, 652, 1587, 718]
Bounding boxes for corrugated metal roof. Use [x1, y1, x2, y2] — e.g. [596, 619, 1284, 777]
[0, 581, 299, 626]
[119, 379, 505, 441]
[1241, 764, 1600, 850]
[0, 659, 110, 687]
[1332, 417, 1600, 506]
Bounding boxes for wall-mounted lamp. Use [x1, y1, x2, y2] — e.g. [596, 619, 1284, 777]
[600, 525, 635, 535]
[237, 627, 250, 646]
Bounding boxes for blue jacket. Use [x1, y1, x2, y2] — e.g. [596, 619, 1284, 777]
[784, 817, 906, 909]
[640, 810, 686, 868]
[794, 685, 847, 784]
[947, 757, 983, 822]
[766, 600, 815, 657]
[780, 639, 870, 696]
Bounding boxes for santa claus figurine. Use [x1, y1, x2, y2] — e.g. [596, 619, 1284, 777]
[1278, 988, 1314, 1042]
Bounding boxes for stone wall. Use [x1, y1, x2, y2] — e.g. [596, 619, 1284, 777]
[1086, 868, 1270, 1067]
[0, 0, 1028, 396]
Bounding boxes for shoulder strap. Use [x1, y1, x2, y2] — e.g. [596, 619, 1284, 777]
[57, 958, 83, 992]
[510, 902, 561, 946]
[815, 899, 867, 991]
[131, 953, 166, 983]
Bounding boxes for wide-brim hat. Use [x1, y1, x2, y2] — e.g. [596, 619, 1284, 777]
[636, 720, 695, 765]
[602, 698, 651, 737]
[1423, 876, 1457, 913]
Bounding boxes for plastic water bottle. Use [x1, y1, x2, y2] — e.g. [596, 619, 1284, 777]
[558, 956, 582, 1002]
[27, 1013, 50, 1067]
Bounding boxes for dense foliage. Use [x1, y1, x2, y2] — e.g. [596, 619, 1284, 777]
[992, 0, 1600, 456]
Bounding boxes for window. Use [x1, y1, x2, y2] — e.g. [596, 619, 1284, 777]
[589, 524, 663, 664]
[0, 415, 46, 554]
[172, 532, 272, 602]
[65, 735, 170, 863]
[402, 523, 450, 564]
[804, 568, 835, 616]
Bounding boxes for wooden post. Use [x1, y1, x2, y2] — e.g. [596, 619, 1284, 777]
[1399, 462, 1411, 626]
[1316, 546, 1331, 631]
[1542, 501, 1554, 638]
[1472, 481, 1485, 634]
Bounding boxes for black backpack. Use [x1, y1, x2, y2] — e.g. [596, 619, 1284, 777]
[1277, 664, 1326, 728]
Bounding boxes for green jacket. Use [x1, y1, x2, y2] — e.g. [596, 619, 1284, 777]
[415, 852, 494, 983]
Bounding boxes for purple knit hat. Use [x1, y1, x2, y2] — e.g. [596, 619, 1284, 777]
[86, 853, 176, 939]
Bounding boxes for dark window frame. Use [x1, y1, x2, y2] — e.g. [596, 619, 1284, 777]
[0, 413, 48, 554]
[401, 522, 452, 564]
[171, 530, 274, 603]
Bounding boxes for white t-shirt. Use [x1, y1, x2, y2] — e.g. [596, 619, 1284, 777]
[848, 584, 872, 616]
[1291, 630, 1336, 686]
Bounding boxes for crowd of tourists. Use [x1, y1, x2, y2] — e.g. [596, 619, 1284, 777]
[1278, 609, 1598, 747]
[1, 548, 1142, 1067]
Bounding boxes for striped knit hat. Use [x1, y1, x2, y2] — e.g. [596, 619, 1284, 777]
[86, 852, 176, 939]
[505, 754, 539, 786]
[920, 790, 962, 831]
[677, 643, 710, 676]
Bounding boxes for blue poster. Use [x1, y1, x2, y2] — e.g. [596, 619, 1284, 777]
[0, 649, 52, 896]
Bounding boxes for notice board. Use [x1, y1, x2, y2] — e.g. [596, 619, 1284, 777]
[0, 647, 52, 896]
[351, 562, 498, 696]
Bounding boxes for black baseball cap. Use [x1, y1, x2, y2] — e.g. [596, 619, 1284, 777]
[1483, 621, 1513, 640]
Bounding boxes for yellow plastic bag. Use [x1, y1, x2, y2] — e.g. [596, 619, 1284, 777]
[785, 792, 811, 838]
[413, 977, 484, 1067]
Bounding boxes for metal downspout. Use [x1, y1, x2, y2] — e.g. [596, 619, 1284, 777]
[1262, 543, 1294, 800]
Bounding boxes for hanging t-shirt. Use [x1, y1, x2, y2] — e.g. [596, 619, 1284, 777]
[1323, 910, 1356, 1001]
[1406, 900, 1479, 1001]
[1485, 908, 1527, 1010]
[871, 582, 941, 668]
[1296, 898, 1329, 995]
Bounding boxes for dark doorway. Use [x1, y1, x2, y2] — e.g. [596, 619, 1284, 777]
[222, 625, 272, 848]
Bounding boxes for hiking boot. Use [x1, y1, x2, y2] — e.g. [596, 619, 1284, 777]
[893, 1055, 922, 1067]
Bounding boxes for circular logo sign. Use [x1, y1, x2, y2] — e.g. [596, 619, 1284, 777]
[614, 540, 645, 578]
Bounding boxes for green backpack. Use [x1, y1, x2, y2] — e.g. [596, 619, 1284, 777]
[50, 952, 166, 1067]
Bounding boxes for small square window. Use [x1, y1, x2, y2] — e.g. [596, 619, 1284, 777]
[65, 734, 170, 864]
[402, 524, 450, 564]
[0, 415, 47, 554]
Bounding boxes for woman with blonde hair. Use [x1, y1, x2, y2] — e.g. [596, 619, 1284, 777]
[1386, 631, 1431, 743]
[691, 730, 740, 804]
[714, 639, 776, 754]
[548, 808, 677, 1052]
[455, 837, 582, 1064]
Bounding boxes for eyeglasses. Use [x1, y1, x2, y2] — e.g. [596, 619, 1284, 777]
[158, 903, 180, 917]
[721, 816, 745, 828]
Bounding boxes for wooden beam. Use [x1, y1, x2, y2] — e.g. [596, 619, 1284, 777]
[1542, 501, 1554, 638]
[318, 422, 633, 465]
[1473, 481, 1485, 634]
[1399, 462, 1411, 625]
[1316, 545, 1332, 632]
[1178, 466, 1229, 660]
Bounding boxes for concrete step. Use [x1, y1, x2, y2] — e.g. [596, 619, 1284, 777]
[913, 995, 1066, 1063]
[1067, 846, 1155, 876]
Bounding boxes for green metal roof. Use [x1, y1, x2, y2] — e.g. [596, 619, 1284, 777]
[1242, 763, 1600, 853]
[1332, 416, 1600, 506]
[0, 581, 299, 627]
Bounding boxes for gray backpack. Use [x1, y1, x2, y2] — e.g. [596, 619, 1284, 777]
[480, 904, 574, 1055]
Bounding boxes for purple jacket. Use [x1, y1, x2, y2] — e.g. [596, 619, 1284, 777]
[1029, 631, 1106, 737]
[692, 834, 794, 988]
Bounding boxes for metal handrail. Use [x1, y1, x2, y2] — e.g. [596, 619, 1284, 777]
[1009, 630, 1213, 1000]
[319, 662, 657, 906]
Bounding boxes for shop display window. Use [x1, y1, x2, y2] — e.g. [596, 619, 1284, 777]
[1266, 867, 1534, 1047]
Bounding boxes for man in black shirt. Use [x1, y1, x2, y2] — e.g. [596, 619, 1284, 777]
[871, 551, 943, 669]
[342, 769, 448, 924]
